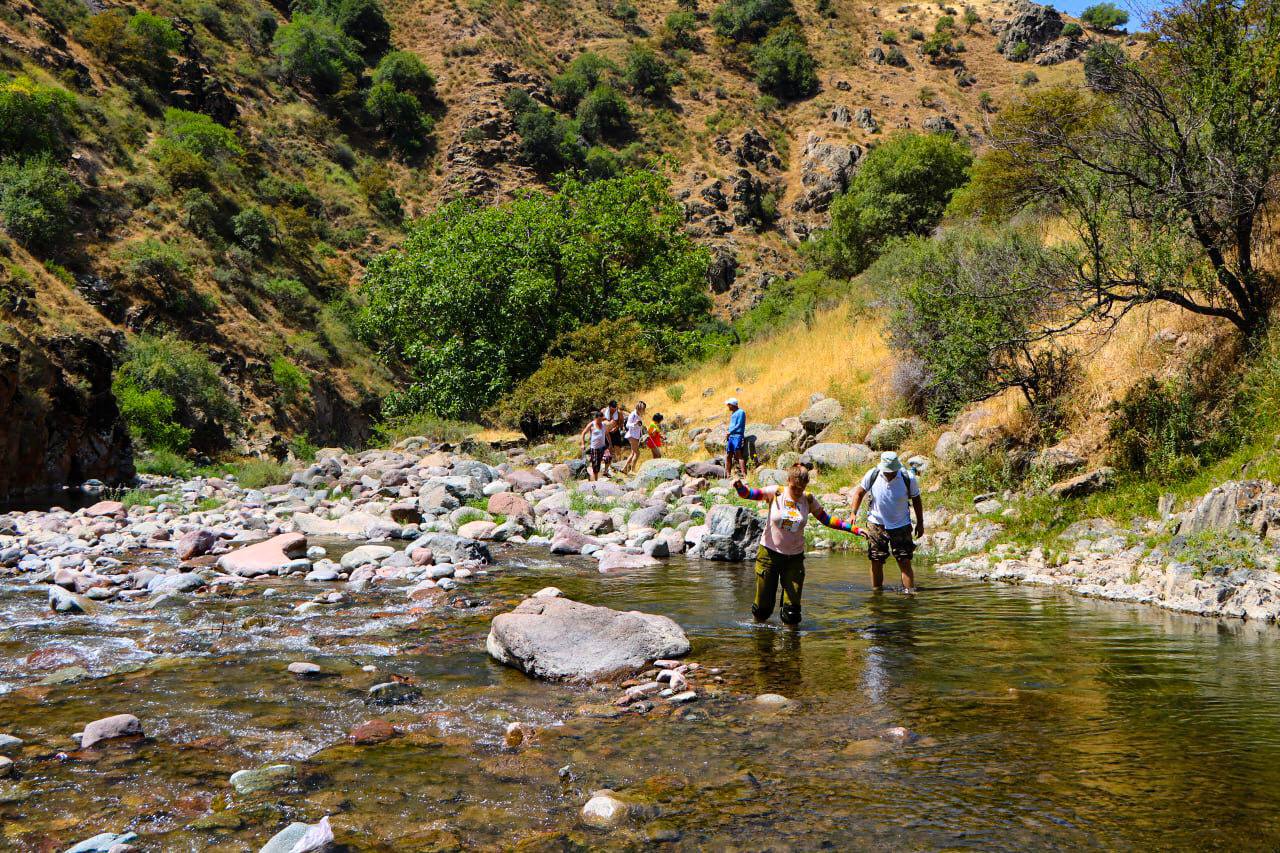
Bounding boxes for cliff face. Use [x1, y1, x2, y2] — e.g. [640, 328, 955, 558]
[0, 332, 134, 499]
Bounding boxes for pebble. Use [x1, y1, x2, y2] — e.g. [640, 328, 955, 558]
[753, 693, 793, 708]
[581, 790, 630, 829]
[229, 763, 296, 794]
[287, 662, 321, 676]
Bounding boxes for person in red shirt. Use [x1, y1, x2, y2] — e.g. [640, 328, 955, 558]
[645, 413, 665, 458]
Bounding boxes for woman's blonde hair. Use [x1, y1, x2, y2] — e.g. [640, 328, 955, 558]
[788, 463, 810, 489]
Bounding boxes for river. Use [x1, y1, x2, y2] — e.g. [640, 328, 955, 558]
[3, 545, 1279, 850]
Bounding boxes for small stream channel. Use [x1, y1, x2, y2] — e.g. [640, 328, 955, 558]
[3, 543, 1280, 850]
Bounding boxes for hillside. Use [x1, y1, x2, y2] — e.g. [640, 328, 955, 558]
[0, 0, 1121, 498]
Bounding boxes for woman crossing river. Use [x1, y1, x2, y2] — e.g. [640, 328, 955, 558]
[735, 465, 866, 626]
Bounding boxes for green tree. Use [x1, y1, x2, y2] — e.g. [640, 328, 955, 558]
[751, 26, 818, 98]
[711, 0, 795, 41]
[551, 52, 616, 110]
[112, 333, 239, 451]
[231, 206, 273, 254]
[576, 84, 631, 143]
[874, 227, 1073, 420]
[0, 76, 76, 157]
[980, 0, 1280, 340]
[662, 11, 701, 49]
[357, 171, 711, 419]
[1081, 2, 1129, 31]
[371, 50, 436, 102]
[162, 108, 244, 159]
[273, 13, 363, 95]
[809, 132, 972, 277]
[503, 88, 583, 172]
[0, 154, 79, 250]
[364, 82, 434, 152]
[624, 45, 676, 100]
[293, 0, 390, 57]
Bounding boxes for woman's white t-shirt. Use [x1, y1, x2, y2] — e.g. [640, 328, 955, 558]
[625, 411, 645, 440]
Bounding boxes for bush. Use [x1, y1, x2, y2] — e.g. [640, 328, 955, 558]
[260, 276, 316, 316]
[504, 88, 583, 172]
[121, 239, 191, 287]
[273, 13, 363, 95]
[734, 270, 850, 340]
[624, 46, 676, 100]
[0, 155, 79, 250]
[82, 9, 182, 84]
[880, 29, 899, 44]
[1020, 70, 1039, 86]
[231, 206, 273, 254]
[1062, 21, 1083, 37]
[491, 319, 659, 436]
[294, 0, 390, 57]
[584, 145, 624, 180]
[1007, 39, 1030, 61]
[808, 131, 972, 278]
[0, 76, 77, 157]
[1108, 378, 1203, 482]
[918, 85, 937, 106]
[576, 84, 631, 143]
[113, 333, 238, 452]
[1081, 2, 1128, 31]
[908, 26, 924, 40]
[271, 355, 311, 405]
[358, 171, 710, 419]
[962, 7, 980, 29]
[662, 11, 700, 49]
[161, 108, 244, 160]
[751, 26, 818, 99]
[371, 50, 436, 102]
[552, 52, 615, 110]
[365, 82, 434, 152]
[1082, 40, 1125, 91]
[711, 0, 795, 42]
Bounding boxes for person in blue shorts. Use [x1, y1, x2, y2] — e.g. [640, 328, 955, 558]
[725, 397, 747, 478]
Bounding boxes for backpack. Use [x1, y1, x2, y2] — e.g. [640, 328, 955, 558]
[862, 466, 915, 512]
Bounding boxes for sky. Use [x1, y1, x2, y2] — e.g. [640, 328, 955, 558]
[1049, 0, 1155, 30]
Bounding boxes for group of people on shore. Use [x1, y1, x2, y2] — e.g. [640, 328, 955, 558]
[579, 396, 924, 625]
[579, 400, 665, 482]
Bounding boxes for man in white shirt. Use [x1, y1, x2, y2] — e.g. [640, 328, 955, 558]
[850, 451, 924, 593]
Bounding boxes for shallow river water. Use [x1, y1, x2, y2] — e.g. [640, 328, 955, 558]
[4, 544, 1280, 850]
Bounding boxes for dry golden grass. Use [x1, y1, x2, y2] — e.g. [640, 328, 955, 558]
[633, 305, 891, 429]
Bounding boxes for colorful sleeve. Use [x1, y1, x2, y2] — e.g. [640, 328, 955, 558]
[734, 481, 767, 501]
[810, 498, 863, 535]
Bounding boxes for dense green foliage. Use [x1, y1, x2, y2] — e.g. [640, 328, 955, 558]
[113, 334, 238, 452]
[662, 11, 701, 48]
[0, 154, 80, 249]
[503, 88, 583, 173]
[365, 82, 434, 152]
[371, 51, 436, 103]
[751, 26, 818, 98]
[551, 52, 616, 110]
[711, 0, 795, 42]
[271, 355, 311, 405]
[358, 171, 711, 419]
[576, 84, 632, 143]
[809, 132, 973, 278]
[273, 13, 363, 95]
[623, 46, 676, 100]
[81, 9, 183, 85]
[1108, 378, 1204, 482]
[1081, 2, 1129, 30]
[1061, 22, 1083, 37]
[294, 0, 391, 57]
[734, 271, 850, 341]
[0, 76, 76, 157]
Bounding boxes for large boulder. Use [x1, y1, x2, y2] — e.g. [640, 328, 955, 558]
[1030, 446, 1085, 480]
[1180, 480, 1277, 537]
[864, 418, 920, 451]
[177, 529, 217, 560]
[291, 511, 388, 539]
[504, 468, 550, 493]
[406, 532, 492, 565]
[488, 492, 533, 519]
[794, 133, 861, 213]
[804, 442, 874, 470]
[933, 431, 967, 464]
[79, 713, 143, 748]
[997, 0, 1064, 60]
[216, 533, 308, 576]
[753, 430, 796, 460]
[799, 397, 844, 434]
[550, 525, 599, 555]
[636, 459, 682, 486]
[698, 504, 763, 562]
[486, 597, 690, 681]
[597, 549, 663, 573]
[684, 461, 726, 479]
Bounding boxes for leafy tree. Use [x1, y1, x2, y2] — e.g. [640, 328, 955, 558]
[583, 145, 624, 180]
[273, 13, 363, 95]
[0, 154, 79, 250]
[1081, 2, 1129, 31]
[809, 132, 972, 277]
[962, 6, 980, 30]
[371, 50, 436, 103]
[576, 84, 631, 143]
[231, 206, 273, 253]
[624, 45, 676, 100]
[979, 0, 1280, 339]
[271, 355, 311, 405]
[751, 26, 818, 98]
[551, 52, 616, 110]
[357, 171, 711, 419]
[1062, 21, 1083, 37]
[503, 88, 583, 172]
[0, 76, 76, 157]
[82, 10, 182, 84]
[293, 0, 390, 57]
[365, 82, 434, 152]
[874, 227, 1074, 420]
[162, 108, 244, 159]
[1082, 40, 1125, 90]
[662, 11, 701, 49]
[711, 0, 795, 41]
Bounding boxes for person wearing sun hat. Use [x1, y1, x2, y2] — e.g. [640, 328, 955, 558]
[850, 451, 923, 593]
[724, 397, 748, 478]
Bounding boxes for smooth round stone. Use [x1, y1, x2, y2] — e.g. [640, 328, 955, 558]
[287, 662, 321, 676]
[581, 791, 629, 829]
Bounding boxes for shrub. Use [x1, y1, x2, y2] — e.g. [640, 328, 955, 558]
[1007, 39, 1030, 61]
[0, 76, 77, 157]
[358, 171, 710, 419]
[294, 0, 391, 57]
[1062, 21, 1083, 37]
[935, 14, 955, 31]
[504, 88, 583, 172]
[551, 52, 615, 110]
[1082, 40, 1125, 91]
[1081, 2, 1128, 31]
[179, 188, 222, 237]
[260, 276, 316, 316]
[151, 139, 210, 188]
[662, 11, 700, 49]
[271, 355, 310, 405]
[0, 155, 79, 250]
[82, 9, 182, 84]
[583, 145, 624, 180]
[978, 90, 994, 112]
[576, 84, 631, 143]
[371, 50, 436, 102]
[908, 26, 924, 40]
[918, 85, 937, 106]
[114, 375, 192, 451]
[624, 46, 676, 100]
[1107, 378, 1203, 481]
[962, 6, 980, 29]
[273, 13, 363, 95]
[120, 239, 191, 289]
[711, 0, 795, 42]
[162, 108, 244, 160]
[611, 0, 639, 22]
[231, 206, 273, 254]
[808, 131, 972, 277]
[365, 82, 434, 152]
[751, 26, 818, 99]
[1020, 70, 1039, 86]
[113, 333, 238, 452]
[734, 270, 849, 340]
[357, 162, 403, 221]
[880, 29, 899, 44]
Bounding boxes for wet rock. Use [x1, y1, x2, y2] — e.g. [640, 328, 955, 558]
[257, 819, 329, 853]
[697, 504, 763, 562]
[0, 757, 10, 778]
[148, 572, 206, 594]
[340, 545, 395, 570]
[598, 549, 662, 573]
[581, 790, 630, 829]
[408, 532, 492, 565]
[487, 597, 690, 681]
[229, 763, 296, 795]
[64, 832, 139, 853]
[368, 681, 421, 705]
[666, 690, 698, 704]
[49, 585, 95, 614]
[1047, 467, 1115, 499]
[177, 529, 217, 560]
[504, 721, 532, 748]
[288, 662, 322, 676]
[147, 592, 188, 609]
[349, 719, 398, 744]
[79, 714, 142, 748]
[0, 734, 22, 752]
[753, 693, 795, 708]
[217, 532, 308, 577]
[550, 525, 599, 556]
